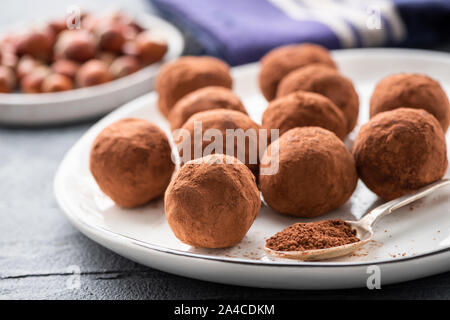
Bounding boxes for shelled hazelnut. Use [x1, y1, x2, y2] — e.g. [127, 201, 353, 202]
[51, 59, 79, 79]
[109, 55, 140, 79]
[54, 30, 98, 62]
[16, 55, 41, 80]
[0, 66, 17, 93]
[76, 59, 111, 87]
[16, 29, 53, 61]
[134, 31, 168, 65]
[20, 65, 51, 93]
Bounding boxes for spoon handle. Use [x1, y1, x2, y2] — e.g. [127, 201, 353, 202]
[360, 178, 450, 227]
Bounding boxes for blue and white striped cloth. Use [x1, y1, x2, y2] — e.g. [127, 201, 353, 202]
[151, 0, 450, 65]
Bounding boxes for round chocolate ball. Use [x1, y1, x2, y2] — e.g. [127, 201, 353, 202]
[277, 64, 359, 133]
[262, 91, 347, 140]
[155, 56, 232, 117]
[175, 109, 261, 175]
[259, 43, 337, 101]
[260, 127, 357, 217]
[165, 154, 261, 248]
[90, 118, 175, 208]
[353, 108, 448, 201]
[370, 73, 450, 132]
[168, 86, 248, 131]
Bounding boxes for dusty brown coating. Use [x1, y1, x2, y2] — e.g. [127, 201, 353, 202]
[168, 86, 248, 131]
[370, 73, 450, 132]
[260, 127, 357, 217]
[353, 108, 448, 201]
[90, 118, 175, 208]
[262, 91, 347, 140]
[164, 154, 261, 248]
[277, 65, 359, 133]
[175, 109, 261, 175]
[155, 56, 232, 117]
[259, 43, 337, 101]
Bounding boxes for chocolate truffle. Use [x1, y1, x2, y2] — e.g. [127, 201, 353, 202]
[260, 127, 357, 217]
[155, 56, 232, 117]
[259, 43, 337, 101]
[353, 108, 448, 201]
[262, 91, 347, 140]
[164, 154, 261, 248]
[174, 109, 261, 175]
[168, 86, 248, 131]
[277, 65, 359, 133]
[90, 118, 175, 208]
[370, 73, 450, 132]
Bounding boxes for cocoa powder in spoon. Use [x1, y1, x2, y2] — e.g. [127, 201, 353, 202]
[266, 219, 360, 251]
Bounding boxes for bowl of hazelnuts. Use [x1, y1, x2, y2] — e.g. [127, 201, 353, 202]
[0, 10, 184, 125]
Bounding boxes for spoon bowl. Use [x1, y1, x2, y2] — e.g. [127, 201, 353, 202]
[265, 179, 450, 261]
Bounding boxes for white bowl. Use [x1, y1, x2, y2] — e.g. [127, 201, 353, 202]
[0, 13, 184, 126]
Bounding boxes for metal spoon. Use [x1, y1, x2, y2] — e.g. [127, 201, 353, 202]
[265, 179, 450, 261]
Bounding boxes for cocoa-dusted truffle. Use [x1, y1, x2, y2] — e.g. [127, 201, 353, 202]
[277, 65, 359, 133]
[262, 91, 347, 140]
[165, 154, 260, 248]
[260, 127, 357, 217]
[259, 43, 337, 101]
[175, 109, 261, 174]
[168, 86, 248, 131]
[155, 56, 232, 117]
[90, 118, 175, 208]
[370, 73, 450, 132]
[353, 108, 448, 201]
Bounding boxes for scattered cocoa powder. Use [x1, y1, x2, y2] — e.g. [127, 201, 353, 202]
[266, 219, 360, 251]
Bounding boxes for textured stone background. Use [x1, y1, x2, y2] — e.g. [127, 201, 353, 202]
[1, 0, 449, 299]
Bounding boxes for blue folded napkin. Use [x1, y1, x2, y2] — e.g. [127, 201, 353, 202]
[151, 0, 450, 66]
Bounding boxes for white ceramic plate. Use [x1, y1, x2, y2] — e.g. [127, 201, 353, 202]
[0, 13, 184, 126]
[54, 49, 450, 289]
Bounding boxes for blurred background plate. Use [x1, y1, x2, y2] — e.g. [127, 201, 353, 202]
[54, 48, 450, 289]
[0, 13, 184, 126]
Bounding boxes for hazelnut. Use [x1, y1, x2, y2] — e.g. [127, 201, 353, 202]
[16, 29, 53, 61]
[16, 55, 41, 79]
[20, 65, 51, 93]
[54, 30, 97, 62]
[51, 59, 79, 79]
[109, 56, 140, 79]
[134, 31, 168, 65]
[95, 22, 126, 53]
[0, 50, 18, 69]
[48, 18, 67, 35]
[41, 73, 74, 92]
[76, 59, 111, 87]
[0, 66, 17, 93]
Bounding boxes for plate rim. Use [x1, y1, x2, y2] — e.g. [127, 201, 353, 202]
[54, 47, 450, 269]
